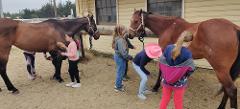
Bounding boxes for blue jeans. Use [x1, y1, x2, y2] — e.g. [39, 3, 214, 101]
[114, 54, 126, 89]
[132, 62, 148, 95]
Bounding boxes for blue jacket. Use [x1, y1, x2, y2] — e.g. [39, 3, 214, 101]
[133, 50, 152, 75]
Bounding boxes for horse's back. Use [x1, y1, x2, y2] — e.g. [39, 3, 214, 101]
[190, 18, 239, 65]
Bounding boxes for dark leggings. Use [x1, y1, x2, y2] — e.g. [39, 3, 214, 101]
[23, 52, 35, 75]
[68, 60, 80, 83]
[124, 60, 128, 77]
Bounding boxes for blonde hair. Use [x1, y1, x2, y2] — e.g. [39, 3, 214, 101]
[112, 24, 127, 49]
[172, 31, 193, 60]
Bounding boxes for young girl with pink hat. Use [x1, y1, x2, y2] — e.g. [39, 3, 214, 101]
[132, 43, 162, 100]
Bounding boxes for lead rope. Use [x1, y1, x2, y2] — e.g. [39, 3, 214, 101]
[87, 16, 93, 49]
[89, 35, 93, 49]
[139, 12, 145, 49]
[138, 30, 145, 49]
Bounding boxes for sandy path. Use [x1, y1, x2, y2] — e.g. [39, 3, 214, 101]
[0, 48, 239, 109]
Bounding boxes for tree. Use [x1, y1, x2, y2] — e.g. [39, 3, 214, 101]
[38, 3, 55, 18]
[57, 1, 76, 17]
[5, 1, 76, 19]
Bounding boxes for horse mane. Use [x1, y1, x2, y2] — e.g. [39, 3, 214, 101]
[135, 10, 188, 24]
[42, 18, 87, 27]
[40, 17, 88, 36]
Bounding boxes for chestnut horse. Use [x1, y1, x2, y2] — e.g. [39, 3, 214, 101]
[39, 15, 100, 82]
[129, 9, 240, 109]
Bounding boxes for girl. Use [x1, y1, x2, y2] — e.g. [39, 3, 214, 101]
[112, 30, 135, 81]
[112, 24, 133, 92]
[159, 31, 195, 109]
[60, 34, 80, 88]
[132, 43, 162, 100]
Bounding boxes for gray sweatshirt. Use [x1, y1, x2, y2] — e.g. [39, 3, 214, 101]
[114, 36, 131, 60]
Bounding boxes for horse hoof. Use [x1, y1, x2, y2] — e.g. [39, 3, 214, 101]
[11, 89, 19, 94]
[51, 76, 64, 83]
[58, 79, 64, 83]
[0, 88, 2, 92]
[151, 89, 158, 93]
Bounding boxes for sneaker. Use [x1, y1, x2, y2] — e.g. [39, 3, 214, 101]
[138, 94, 147, 100]
[122, 77, 128, 81]
[114, 87, 125, 92]
[144, 90, 153, 95]
[71, 83, 81, 88]
[65, 82, 75, 87]
[123, 76, 130, 81]
[114, 84, 124, 89]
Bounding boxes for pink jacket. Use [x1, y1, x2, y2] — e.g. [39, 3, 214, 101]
[61, 41, 79, 61]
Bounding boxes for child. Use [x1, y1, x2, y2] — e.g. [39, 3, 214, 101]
[159, 31, 195, 109]
[112, 31, 135, 81]
[132, 43, 162, 100]
[60, 34, 80, 88]
[112, 24, 133, 92]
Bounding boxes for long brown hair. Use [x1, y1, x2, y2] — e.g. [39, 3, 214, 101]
[112, 24, 127, 49]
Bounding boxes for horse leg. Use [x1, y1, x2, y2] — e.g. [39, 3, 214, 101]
[152, 70, 162, 92]
[227, 85, 237, 108]
[216, 70, 237, 109]
[217, 90, 228, 109]
[0, 59, 19, 94]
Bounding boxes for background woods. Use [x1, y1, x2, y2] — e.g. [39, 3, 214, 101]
[3, 0, 76, 19]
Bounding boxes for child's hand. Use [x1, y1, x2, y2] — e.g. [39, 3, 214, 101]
[153, 58, 160, 62]
[61, 52, 66, 56]
[46, 56, 53, 61]
[128, 55, 133, 60]
[133, 46, 136, 49]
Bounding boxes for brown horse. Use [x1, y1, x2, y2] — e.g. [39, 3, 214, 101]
[40, 15, 100, 82]
[129, 9, 240, 109]
[0, 18, 67, 94]
[0, 15, 99, 94]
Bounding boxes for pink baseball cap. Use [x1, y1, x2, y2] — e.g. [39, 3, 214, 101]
[144, 43, 162, 59]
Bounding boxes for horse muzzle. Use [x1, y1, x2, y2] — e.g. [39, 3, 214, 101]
[93, 31, 100, 40]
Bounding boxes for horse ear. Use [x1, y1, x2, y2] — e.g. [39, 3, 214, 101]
[139, 9, 143, 16]
[88, 11, 93, 17]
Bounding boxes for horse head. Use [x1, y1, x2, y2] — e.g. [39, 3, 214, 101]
[85, 14, 100, 40]
[129, 9, 148, 40]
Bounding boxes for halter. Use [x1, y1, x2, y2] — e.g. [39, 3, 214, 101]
[86, 16, 99, 49]
[129, 12, 146, 48]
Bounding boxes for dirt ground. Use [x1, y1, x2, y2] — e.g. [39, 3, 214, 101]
[0, 48, 240, 109]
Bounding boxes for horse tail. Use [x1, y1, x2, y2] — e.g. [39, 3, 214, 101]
[230, 30, 240, 81]
[215, 29, 240, 97]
